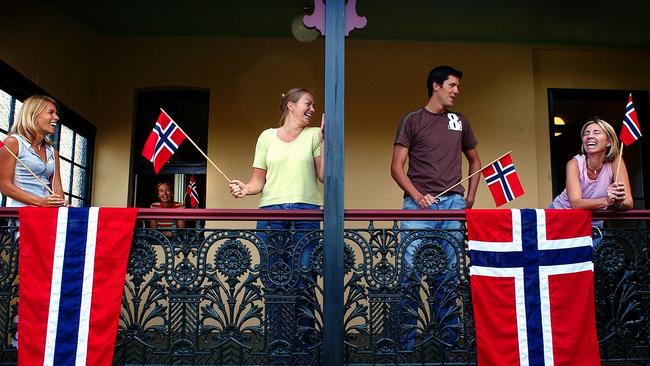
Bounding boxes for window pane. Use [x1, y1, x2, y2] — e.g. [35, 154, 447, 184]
[74, 133, 88, 167]
[60, 159, 71, 194]
[71, 197, 84, 207]
[0, 89, 10, 131]
[72, 167, 86, 197]
[13, 99, 22, 126]
[59, 125, 73, 159]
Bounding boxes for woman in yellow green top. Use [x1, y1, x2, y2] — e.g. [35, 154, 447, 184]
[229, 86, 324, 210]
[229, 87, 324, 348]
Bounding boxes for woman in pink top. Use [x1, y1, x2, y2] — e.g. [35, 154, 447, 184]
[552, 117, 633, 212]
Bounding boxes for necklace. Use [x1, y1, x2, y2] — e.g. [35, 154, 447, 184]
[586, 160, 603, 175]
[32, 144, 42, 151]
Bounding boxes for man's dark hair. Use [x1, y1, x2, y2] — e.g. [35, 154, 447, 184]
[426, 65, 463, 97]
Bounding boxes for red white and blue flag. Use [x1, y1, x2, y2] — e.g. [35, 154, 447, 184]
[18, 207, 137, 366]
[620, 93, 642, 146]
[467, 209, 600, 366]
[481, 153, 525, 207]
[141, 110, 187, 174]
[185, 175, 199, 208]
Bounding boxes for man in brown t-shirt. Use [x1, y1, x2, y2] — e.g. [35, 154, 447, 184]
[392, 65, 481, 209]
[391, 65, 481, 348]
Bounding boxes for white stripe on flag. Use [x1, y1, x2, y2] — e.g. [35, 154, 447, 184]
[538, 261, 593, 366]
[44, 207, 69, 366]
[75, 207, 98, 366]
[469, 265, 529, 366]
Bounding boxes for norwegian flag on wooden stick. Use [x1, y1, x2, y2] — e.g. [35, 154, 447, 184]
[141, 110, 187, 174]
[620, 93, 642, 146]
[481, 152, 524, 207]
[185, 175, 200, 208]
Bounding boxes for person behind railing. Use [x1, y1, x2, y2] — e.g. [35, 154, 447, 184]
[149, 181, 185, 237]
[0, 95, 67, 349]
[391, 66, 481, 349]
[550, 117, 632, 246]
[0, 95, 66, 208]
[229, 87, 324, 350]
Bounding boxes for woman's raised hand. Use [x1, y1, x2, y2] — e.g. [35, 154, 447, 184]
[229, 180, 247, 198]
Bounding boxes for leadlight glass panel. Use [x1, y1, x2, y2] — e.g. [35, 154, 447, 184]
[74, 133, 87, 166]
[60, 159, 71, 194]
[0, 89, 10, 131]
[13, 99, 22, 125]
[59, 125, 73, 160]
[72, 167, 86, 197]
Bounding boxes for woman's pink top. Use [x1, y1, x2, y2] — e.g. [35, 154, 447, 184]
[552, 154, 612, 209]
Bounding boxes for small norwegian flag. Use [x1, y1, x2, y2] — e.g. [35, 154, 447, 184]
[481, 153, 524, 207]
[185, 175, 200, 208]
[141, 110, 187, 174]
[620, 93, 642, 146]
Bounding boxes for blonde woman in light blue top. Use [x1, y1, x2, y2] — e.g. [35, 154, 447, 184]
[0, 95, 65, 207]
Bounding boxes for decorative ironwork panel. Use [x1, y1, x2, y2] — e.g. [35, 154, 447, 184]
[340, 225, 473, 365]
[594, 227, 650, 362]
[0, 218, 648, 365]
[0, 221, 18, 365]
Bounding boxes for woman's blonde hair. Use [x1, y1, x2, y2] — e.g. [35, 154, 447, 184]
[278, 88, 313, 126]
[10, 95, 58, 146]
[579, 117, 620, 162]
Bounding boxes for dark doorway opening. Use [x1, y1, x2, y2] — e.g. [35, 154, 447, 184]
[131, 88, 209, 212]
[548, 89, 648, 209]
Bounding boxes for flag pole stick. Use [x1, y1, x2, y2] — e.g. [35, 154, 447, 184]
[433, 150, 512, 201]
[614, 143, 624, 183]
[160, 108, 232, 183]
[2, 145, 54, 194]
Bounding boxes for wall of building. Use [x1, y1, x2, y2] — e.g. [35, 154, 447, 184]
[532, 47, 650, 204]
[0, 1, 100, 122]
[3, 5, 649, 210]
[94, 37, 540, 209]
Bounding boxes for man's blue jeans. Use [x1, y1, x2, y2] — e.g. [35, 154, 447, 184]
[257, 203, 320, 351]
[400, 194, 465, 350]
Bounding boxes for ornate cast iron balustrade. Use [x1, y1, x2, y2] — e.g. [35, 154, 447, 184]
[0, 209, 648, 365]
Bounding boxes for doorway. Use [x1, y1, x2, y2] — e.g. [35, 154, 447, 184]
[548, 89, 648, 209]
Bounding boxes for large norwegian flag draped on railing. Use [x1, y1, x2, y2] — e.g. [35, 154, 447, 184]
[620, 93, 642, 146]
[18, 207, 137, 366]
[481, 153, 524, 207]
[466, 209, 600, 366]
[141, 111, 187, 173]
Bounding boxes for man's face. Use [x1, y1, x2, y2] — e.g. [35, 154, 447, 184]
[433, 75, 460, 108]
[158, 184, 172, 204]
